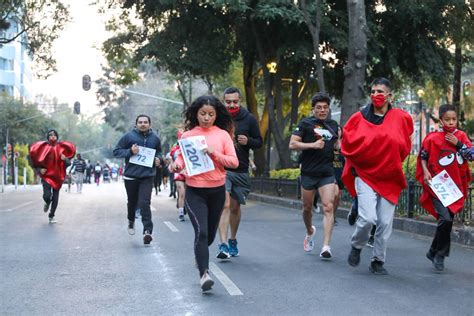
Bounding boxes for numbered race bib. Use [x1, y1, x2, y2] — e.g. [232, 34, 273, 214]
[428, 170, 463, 207]
[129, 146, 156, 168]
[179, 136, 215, 176]
[313, 128, 333, 141]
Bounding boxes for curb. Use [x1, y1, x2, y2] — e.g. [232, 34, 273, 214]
[248, 193, 473, 247]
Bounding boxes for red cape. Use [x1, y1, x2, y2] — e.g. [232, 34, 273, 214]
[29, 141, 76, 190]
[415, 130, 472, 218]
[341, 109, 413, 204]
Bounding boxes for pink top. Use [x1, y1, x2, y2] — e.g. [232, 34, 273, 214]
[174, 125, 238, 188]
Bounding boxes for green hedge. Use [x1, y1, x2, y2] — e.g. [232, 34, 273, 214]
[269, 168, 300, 180]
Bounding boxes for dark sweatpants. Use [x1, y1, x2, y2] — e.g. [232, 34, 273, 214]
[429, 198, 454, 257]
[124, 177, 154, 234]
[185, 185, 226, 277]
[42, 180, 60, 218]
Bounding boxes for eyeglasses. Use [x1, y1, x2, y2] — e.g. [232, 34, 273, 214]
[224, 100, 239, 104]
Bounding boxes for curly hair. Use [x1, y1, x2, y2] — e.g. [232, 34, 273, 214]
[183, 95, 234, 136]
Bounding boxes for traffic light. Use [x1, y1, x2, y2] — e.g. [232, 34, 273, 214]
[463, 80, 471, 97]
[74, 101, 80, 114]
[82, 74, 91, 91]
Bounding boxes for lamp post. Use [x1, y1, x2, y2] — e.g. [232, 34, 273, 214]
[417, 89, 425, 153]
[264, 61, 277, 177]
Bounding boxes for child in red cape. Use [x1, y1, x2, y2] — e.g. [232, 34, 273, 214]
[416, 104, 472, 272]
[29, 129, 76, 223]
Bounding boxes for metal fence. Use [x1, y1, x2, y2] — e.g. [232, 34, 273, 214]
[250, 177, 473, 224]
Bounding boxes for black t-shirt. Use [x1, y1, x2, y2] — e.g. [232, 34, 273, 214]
[292, 116, 339, 177]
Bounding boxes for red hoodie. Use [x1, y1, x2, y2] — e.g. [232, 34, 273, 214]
[341, 108, 413, 204]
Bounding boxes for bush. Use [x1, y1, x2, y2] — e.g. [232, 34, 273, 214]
[270, 168, 300, 180]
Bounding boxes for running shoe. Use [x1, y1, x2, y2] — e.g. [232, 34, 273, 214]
[228, 239, 239, 257]
[200, 272, 214, 292]
[128, 221, 135, 235]
[369, 260, 388, 275]
[178, 215, 185, 222]
[143, 231, 152, 245]
[43, 203, 50, 213]
[320, 245, 332, 259]
[216, 243, 230, 259]
[432, 254, 445, 272]
[347, 212, 357, 226]
[48, 217, 57, 224]
[348, 246, 361, 266]
[303, 225, 316, 252]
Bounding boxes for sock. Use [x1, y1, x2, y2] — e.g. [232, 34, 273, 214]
[178, 208, 184, 216]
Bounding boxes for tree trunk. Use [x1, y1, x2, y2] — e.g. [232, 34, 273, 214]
[452, 43, 462, 114]
[340, 0, 367, 126]
[300, 0, 325, 92]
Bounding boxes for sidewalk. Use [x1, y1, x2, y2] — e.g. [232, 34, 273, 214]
[0, 184, 42, 193]
[248, 192, 474, 247]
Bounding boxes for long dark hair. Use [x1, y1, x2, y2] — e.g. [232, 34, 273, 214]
[183, 95, 234, 136]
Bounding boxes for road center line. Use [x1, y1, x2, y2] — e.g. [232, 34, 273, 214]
[0, 201, 34, 212]
[209, 262, 243, 296]
[164, 221, 179, 232]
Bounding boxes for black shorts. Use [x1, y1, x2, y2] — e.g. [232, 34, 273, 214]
[301, 175, 335, 191]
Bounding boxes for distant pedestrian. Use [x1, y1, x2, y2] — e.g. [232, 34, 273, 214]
[342, 78, 413, 275]
[85, 160, 92, 184]
[72, 153, 86, 193]
[29, 129, 76, 223]
[94, 162, 102, 186]
[170, 96, 238, 291]
[113, 114, 162, 246]
[416, 104, 472, 272]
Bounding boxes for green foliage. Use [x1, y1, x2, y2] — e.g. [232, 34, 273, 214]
[270, 168, 300, 180]
[402, 154, 418, 180]
[13, 144, 35, 184]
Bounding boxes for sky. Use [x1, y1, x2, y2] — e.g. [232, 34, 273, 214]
[32, 0, 110, 116]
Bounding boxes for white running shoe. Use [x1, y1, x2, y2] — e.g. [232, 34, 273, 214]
[303, 225, 316, 252]
[200, 272, 214, 292]
[320, 245, 332, 259]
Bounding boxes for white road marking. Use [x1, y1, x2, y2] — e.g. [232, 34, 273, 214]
[164, 221, 179, 232]
[0, 201, 34, 212]
[209, 262, 244, 296]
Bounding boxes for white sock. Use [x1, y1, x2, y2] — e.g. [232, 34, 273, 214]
[178, 208, 184, 216]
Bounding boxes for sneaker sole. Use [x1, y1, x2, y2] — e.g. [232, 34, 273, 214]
[201, 279, 214, 292]
[304, 226, 316, 252]
[216, 252, 230, 260]
[369, 266, 388, 275]
[320, 251, 332, 260]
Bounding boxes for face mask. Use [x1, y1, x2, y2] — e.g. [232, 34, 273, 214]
[227, 106, 240, 117]
[370, 94, 386, 108]
[442, 125, 456, 133]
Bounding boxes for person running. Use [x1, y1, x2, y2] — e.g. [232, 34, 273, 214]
[153, 164, 162, 195]
[416, 104, 472, 272]
[29, 129, 76, 223]
[113, 114, 162, 246]
[72, 153, 86, 193]
[217, 87, 263, 259]
[94, 162, 102, 186]
[342, 77, 413, 275]
[170, 95, 238, 292]
[170, 131, 186, 222]
[289, 92, 339, 259]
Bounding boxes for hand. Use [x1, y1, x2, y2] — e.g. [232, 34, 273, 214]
[237, 135, 248, 146]
[40, 168, 46, 175]
[312, 139, 325, 149]
[60, 154, 66, 160]
[154, 157, 161, 166]
[203, 146, 215, 155]
[131, 144, 139, 155]
[170, 162, 180, 172]
[423, 171, 432, 184]
[445, 133, 458, 146]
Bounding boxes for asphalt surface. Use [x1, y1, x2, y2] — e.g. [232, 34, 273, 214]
[1, 181, 473, 315]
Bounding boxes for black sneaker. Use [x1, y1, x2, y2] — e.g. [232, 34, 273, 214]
[43, 203, 50, 213]
[143, 231, 153, 245]
[369, 260, 388, 275]
[367, 236, 375, 248]
[128, 221, 135, 235]
[347, 212, 357, 226]
[432, 254, 445, 272]
[348, 246, 361, 267]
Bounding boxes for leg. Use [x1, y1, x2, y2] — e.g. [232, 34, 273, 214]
[431, 198, 454, 257]
[318, 182, 335, 247]
[124, 180, 140, 223]
[218, 192, 231, 243]
[49, 188, 60, 218]
[42, 180, 52, 205]
[301, 188, 317, 235]
[351, 177, 378, 249]
[206, 186, 227, 246]
[229, 198, 241, 240]
[372, 196, 396, 263]
[137, 177, 154, 234]
[185, 186, 211, 277]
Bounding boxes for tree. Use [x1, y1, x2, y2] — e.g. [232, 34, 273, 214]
[0, 0, 71, 78]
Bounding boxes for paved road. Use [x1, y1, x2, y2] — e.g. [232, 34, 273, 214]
[1, 182, 473, 315]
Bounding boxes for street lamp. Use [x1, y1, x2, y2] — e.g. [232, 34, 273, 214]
[417, 89, 425, 153]
[264, 61, 277, 177]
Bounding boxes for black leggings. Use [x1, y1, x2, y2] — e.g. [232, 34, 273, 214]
[430, 198, 454, 257]
[185, 185, 226, 277]
[42, 180, 59, 218]
[124, 177, 154, 234]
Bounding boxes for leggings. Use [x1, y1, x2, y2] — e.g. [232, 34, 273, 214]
[42, 180, 59, 218]
[185, 185, 226, 277]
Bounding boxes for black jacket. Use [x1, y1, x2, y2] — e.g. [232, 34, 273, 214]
[113, 128, 162, 179]
[226, 107, 263, 173]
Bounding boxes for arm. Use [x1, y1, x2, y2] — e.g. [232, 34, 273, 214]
[208, 133, 239, 168]
[289, 134, 324, 150]
[113, 134, 133, 159]
[246, 117, 263, 149]
[420, 149, 432, 183]
[154, 136, 163, 166]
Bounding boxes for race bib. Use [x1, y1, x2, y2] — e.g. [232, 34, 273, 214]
[428, 170, 463, 207]
[129, 146, 156, 168]
[179, 136, 215, 176]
